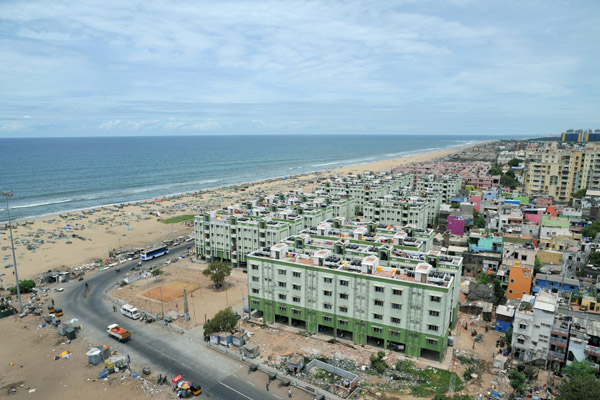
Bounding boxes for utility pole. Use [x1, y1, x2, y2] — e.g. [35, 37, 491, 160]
[160, 287, 165, 325]
[1, 191, 22, 313]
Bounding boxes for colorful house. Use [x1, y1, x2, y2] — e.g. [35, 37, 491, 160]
[532, 274, 580, 296]
[447, 215, 465, 235]
[506, 262, 533, 300]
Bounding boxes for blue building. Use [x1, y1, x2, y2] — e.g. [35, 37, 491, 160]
[495, 304, 515, 333]
[532, 274, 580, 296]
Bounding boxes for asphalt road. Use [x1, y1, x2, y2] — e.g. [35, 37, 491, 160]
[58, 244, 311, 400]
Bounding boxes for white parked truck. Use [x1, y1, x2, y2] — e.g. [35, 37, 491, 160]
[107, 324, 131, 342]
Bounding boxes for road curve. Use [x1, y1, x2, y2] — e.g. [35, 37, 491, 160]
[59, 244, 276, 400]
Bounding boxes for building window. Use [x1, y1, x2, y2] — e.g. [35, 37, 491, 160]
[374, 300, 384, 307]
[429, 310, 439, 317]
[390, 330, 400, 337]
[373, 313, 383, 320]
[339, 306, 348, 313]
[323, 303, 332, 310]
[517, 338, 525, 344]
[292, 271, 301, 278]
[278, 269, 286, 275]
[375, 286, 384, 293]
[519, 323, 526, 329]
[278, 281, 287, 288]
[324, 277, 333, 283]
[292, 284, 301, 290]
[339, 319, 348, 326]
[509, 289, 513, 294]
[252, 288, 259, 294]
[430, 296, 441, 303]
[251, 299, 259, 306]
[278, 305, 286, 312]
[393, 289, 403, 296]
[391, 317, 401, 324]
[427, 324, 439, 332]
[323, 290, 332, 297]
[426, 338, 438, 345]
[252, 277, 259, 282]
[340, 293, 349, 300]
[323, 316, 332, 322]
[510, 279, 514, 283]
[340, 280, 349, 286]
[278, 294, 287, 300]
[292, 296, 301, 303]
[251, 264, 258, 270]
[392, 303, 401, 310]
[373, 326, 382, 334]
[293, 309, 301, 315]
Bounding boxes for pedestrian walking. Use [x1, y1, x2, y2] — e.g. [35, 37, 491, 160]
[288, 388, 292, 398]
[266, 381, 269, 391]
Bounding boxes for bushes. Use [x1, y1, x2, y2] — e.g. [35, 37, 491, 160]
[370, 351, 387, 374]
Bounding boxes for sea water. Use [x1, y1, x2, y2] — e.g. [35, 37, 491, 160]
[0, 134, 487, 222]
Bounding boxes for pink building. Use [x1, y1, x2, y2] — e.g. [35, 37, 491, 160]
[536, 196, 553, 207]
[447, 215, 465, 235]
[470, 195, 482, 212]
[523, 208, 544, 223]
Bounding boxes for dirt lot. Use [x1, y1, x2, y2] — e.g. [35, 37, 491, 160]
[0, 314, 171, 400]
[111, 258, 246, 329]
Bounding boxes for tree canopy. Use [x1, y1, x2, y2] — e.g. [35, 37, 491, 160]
[509, 369, 526, 394]
[558, 361, 600, 400]
[572, 188, 587, 199]
[202, 261, 231, 288]
[581, 220, 600, 239]
[10, 279, 36, 294]
[203, 307, 239, 336]
[507, 158, 523, 167]
[488, 167, 503, 176]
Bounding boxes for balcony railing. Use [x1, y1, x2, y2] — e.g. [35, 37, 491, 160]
[585, 345, 600, 357]
[550, 336, 568, 346]
[551, 326, 569, 337]
[548, 350, 566, 361]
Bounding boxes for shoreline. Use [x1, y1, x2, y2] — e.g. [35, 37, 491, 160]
[2, 140, 482, 225]
[0, 142, 481, 281]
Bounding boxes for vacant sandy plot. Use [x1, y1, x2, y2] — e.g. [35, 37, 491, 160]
[142, 280, 199, 302]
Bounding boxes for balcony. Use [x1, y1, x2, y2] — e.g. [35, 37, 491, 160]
[550, 336, 568, 347]
[548, 350, 566, 361]
[585, 345, 600, 357]
[551, 326, 569, 337]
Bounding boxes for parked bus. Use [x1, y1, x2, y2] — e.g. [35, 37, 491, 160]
[140, 245, 169, 261]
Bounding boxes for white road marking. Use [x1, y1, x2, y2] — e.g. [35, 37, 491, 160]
[219, 382, 254, 400]
[272, 395, 282, 399]
[246, 380, 256, 386]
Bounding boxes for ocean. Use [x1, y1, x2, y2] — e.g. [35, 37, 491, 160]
[0, 134, 486, 222]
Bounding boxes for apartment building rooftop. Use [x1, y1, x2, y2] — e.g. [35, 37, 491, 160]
[249, 243, 453, 288]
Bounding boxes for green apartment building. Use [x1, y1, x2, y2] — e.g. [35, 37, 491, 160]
[247, 237, 461, 362]
[416, 176, 462, 203]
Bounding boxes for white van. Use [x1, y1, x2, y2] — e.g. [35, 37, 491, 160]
[121, 304, 141, 320]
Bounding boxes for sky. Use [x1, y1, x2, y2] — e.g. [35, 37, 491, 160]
[1, 0, 599, 137]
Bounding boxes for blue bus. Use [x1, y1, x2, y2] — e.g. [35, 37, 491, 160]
[140, 245, 169, 261]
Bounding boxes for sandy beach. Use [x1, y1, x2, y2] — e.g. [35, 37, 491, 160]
[0, 145, 470, 282]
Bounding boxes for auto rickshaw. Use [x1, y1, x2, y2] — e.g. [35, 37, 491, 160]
[54, 307, 64, 317]
[48, 304, 56, 314]
[190, 383, 202, 396]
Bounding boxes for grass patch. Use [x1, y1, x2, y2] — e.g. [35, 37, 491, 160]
[160, 215, 195, 224]
[395, 360, 464, 397]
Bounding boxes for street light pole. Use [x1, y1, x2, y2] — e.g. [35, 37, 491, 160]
[1, 191, 23, 313]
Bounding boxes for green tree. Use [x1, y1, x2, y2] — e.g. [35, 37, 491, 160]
[493, 278, 505, 305]
[534, 257, 542, 275]
[581, 220, 600, 239]
[9, 279, 36, 294]
[505, 169, 516, 179]
[509, 369, 526, 394]
[370, 350, 387, 374]
[557, 373, 600, 400]
[476, 272, 492, 285]
[203, 307, 239, 336]
[151, 268, 164, 276]
[504, 327, 513, 351]
[562, 360, 595, 379]
[572, 188, 587, 199]
[202, 261, 231, 288]
[473, 211, 486, 229]
[500, 174, 518, 190]
[507, 158, 523, 167]
[588, 251, 600, 267]
[488, 167, 503, 176]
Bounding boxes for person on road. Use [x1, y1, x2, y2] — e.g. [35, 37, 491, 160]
[288, 388, 292, 398]
[266, 381, 269, 391]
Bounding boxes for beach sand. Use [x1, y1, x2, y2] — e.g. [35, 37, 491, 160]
[0, 145, 469, 282]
